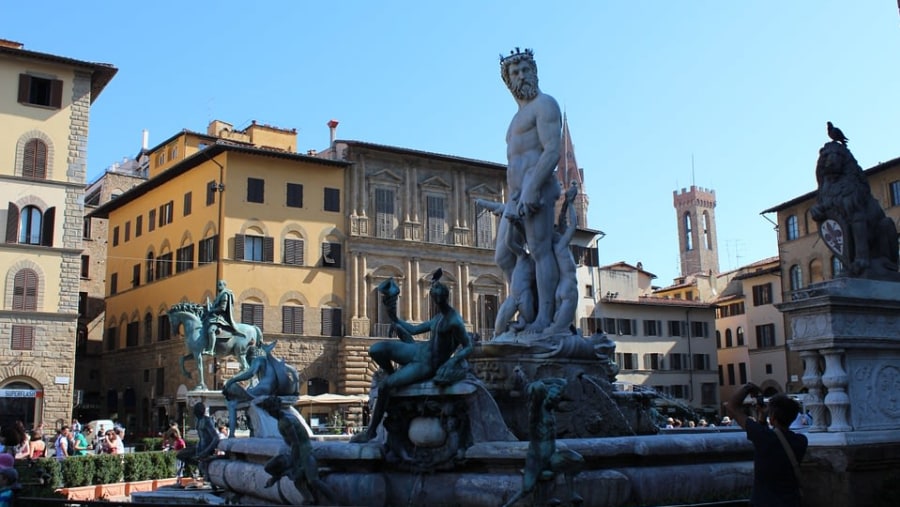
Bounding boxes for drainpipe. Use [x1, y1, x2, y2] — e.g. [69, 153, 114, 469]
[686, 308, 694, 403]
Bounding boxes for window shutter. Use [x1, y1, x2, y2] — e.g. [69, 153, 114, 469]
[234, 234, 245, 260]
[33, 140, 47, 179]
[322, 242, 336, 266]
[23, 140, 36, 178]
[17, 74, 30, 103]
[11, 325, 34, 350]
[6, 202, 19, 243]
[50, 79, 63, 109]
[41, 206, 55, 246]
[264, 236, 274, 263]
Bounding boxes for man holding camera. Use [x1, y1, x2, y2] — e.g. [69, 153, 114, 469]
[726, 383, 808, 507]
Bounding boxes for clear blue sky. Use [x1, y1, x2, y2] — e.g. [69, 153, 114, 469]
[5, 2, 900, 285]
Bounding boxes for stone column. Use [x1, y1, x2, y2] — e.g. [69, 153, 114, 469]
[800, 350, 827, 432]
[360, 254, 368, 321]
[821, 348, 851, 432]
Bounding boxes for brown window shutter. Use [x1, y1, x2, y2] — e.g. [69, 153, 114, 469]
[321, 307, 332, 336]
[34, 140, 47, 179]
[234, 234, 245, 260]
[41, 207, 55, 246]
[6, 202, 19, 243]
[263, 236, 274, 262]
[50, 79, 63, 108]
[17, 74, 30, 103]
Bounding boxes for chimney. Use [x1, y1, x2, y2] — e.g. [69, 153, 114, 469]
[327, 119, 339, 146]
[142, 129, 149, 150]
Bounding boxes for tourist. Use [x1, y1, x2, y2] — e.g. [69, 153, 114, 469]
[726, 383, 808, 506]
[70, 418, 82, 433]
[28, 430, 45, 459]
[112, 429, 125, 454]
[0, 467, 20, 507]
[162, 421, 182, 450]
[72, 428, 90, 456]
[496, 47, 563, 333]
[53, 426, 70, 460]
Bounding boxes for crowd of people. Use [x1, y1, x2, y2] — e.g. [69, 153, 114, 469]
[0, 418, 130, 463]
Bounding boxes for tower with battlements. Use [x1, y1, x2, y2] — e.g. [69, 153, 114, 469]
[673, 185, 719, 276]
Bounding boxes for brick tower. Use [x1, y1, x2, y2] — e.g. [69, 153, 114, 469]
[673, 185, 719, 276]
[556, 113, 589, 227]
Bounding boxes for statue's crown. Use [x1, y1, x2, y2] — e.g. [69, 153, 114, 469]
[499, 47, 534, 65]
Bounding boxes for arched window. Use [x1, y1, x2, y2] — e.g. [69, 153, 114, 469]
[684, 212, 693, 251]
[736, 326, 745, 346]
[22, 139, 48, 179]
[790, 265, 803, 291]
[143, 312, 153, 344]
[19, 205, 42, 244]
[809, 258, 824, 284]
[725, 328, 733, 348]
[716, 330, 722, 349]
[702, 211, 711, 249]
[831, 256, 843, 278]
[786, 215, 800, 241]
[13, 269, 38, 310]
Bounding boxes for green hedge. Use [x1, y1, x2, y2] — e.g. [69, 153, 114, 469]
[14, 450, 179, 496]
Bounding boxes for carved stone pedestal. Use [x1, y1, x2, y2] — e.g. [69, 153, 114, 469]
[779, 278, 900, 507]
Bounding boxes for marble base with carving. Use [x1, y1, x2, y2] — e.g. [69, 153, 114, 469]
[779, 277, 900, 507]
[473, 332, 659, 438]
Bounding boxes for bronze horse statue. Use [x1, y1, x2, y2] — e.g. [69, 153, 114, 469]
[168, 302, 263, 390]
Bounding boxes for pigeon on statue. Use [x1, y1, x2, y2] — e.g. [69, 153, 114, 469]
[827, 121, 848, 145]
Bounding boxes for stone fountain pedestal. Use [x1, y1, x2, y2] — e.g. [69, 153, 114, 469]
[778, 278, 900, 507]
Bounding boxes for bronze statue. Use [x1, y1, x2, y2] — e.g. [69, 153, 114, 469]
[204, 279, 245, 355]
[502, 378, 583, 507]
[259, 396, 337, 505]
[222, 341, 299, 437]
[810, 140, 900, 281]
[351, 270, 473, 443]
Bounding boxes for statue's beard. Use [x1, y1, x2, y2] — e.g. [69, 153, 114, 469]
[511, 77, 538, 101]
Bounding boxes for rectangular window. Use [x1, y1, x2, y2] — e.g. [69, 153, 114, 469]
[199, 236, 218, 264]
[126, 321, 139, 347]
[287, 183, 304, 208]
[241, 303, 264, 330]
[176, 244, 194, 273]
[124, 221, 131, 242]
[701, 382, 717, 406]
[584, 284, 594, 298]
[156, 252, 173, 279]
[248, 178, 265, 203]
[752, 283, 773, 306]
[375, 188, 395, 239]
[643, 353, 664, 370]
[110, 273, 118, 295]
[668, 320, 684, 337]
[148, 209, 156, 231]
[765, 363, 773, 374]
[81, 255, 90, 278]
[158, 315, 171, 341]
[18, 74, 63, 108]
[322, 242, 342, 268]
[183, 192, 192, 216]
[156, 367, 165, 395]
[615, 352, 638, 370]
[78, 291, 87, 316]
[83, 217, 92, 239]
[690, 321, 709, 338]
[426, 195, 447, 243]
[756, 323, 776, 348]
[159, 201, 174, 226]
[891, 180, 900, 207]
[135, 215, 143, 237]
[112, 226, 120, 246]
[282, 306, 304, 334]
[132, 264, 140, 288]
[727, 363, 736, 385]
[668, 353, 689, 370]
[616, 318, 635, 336]
[739, 362, 748, 384]
[235, 234, 274, 262]
[693, 353, 710, 370]
[284, 238, 305, 265]
[11, 325, 35, 350]
[207, 180, 217, 206]
[324, 187, 340, 212]
[106, 327, 117, 351]
[321, 307, 342, 336]
[718, 365, 724, 386]
[643, 320, 661, 337]
[602, 317, 616, 335]
[475, 206, 494, 248]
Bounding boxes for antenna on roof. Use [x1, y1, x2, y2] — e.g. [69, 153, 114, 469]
[691, 153, 695, 187]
